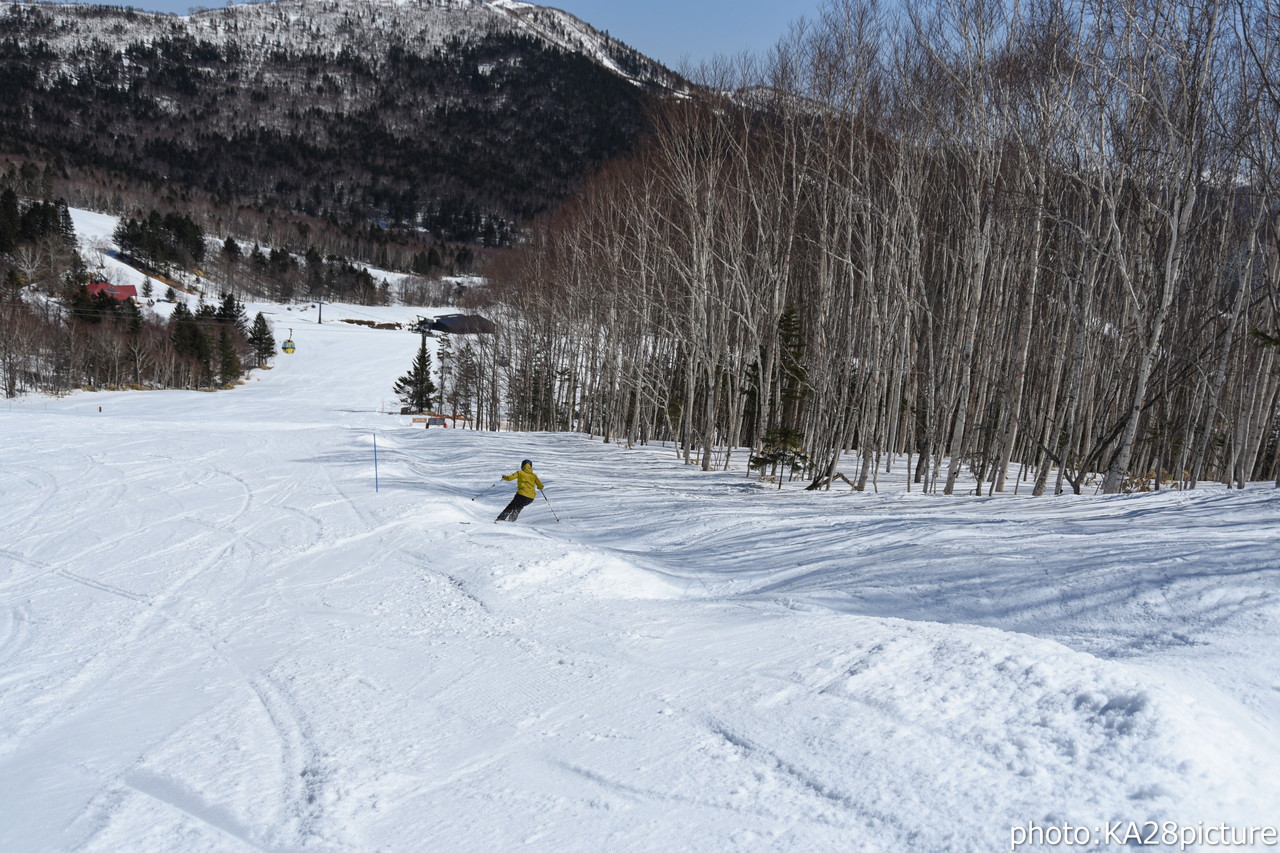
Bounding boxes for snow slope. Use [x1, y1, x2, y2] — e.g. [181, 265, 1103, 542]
[69, 207, 417, 322]
[2, 298, 1279, 850]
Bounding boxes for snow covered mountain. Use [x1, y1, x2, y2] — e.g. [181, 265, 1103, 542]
[0, 0, 686, 242]
[8, 0, 681, 89]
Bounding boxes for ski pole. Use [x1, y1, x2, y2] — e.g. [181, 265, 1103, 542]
[540, 489, 560, 522]
[472, 479, 502, 501]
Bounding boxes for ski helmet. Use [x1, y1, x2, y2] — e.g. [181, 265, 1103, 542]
[521, 459, 532, 468]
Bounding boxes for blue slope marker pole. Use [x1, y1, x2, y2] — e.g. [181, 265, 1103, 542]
[374, 431, 380, 493]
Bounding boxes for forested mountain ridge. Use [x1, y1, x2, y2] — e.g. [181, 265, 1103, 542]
[0, 0, 685, 246]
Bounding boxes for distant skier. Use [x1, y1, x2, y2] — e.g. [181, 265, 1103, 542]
[496, 459, 544, 522]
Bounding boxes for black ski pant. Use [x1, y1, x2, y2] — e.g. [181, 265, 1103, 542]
[497, 493, 534, 522]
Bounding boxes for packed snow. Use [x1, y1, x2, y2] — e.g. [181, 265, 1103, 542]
[3, 236, 1279, 851]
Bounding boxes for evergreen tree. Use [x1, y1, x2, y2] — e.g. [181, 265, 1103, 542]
[217, 291, 248, 333]
[66, 284, 114, 325]
[776, 306, 808, 429]
[113, 209, 205, 272]
[171, 301, 211, 379]
[56, 201, 76, 246]
[0, 188, 19, 254]
[248, 311, 276, 366]
[436, 331, 453, 407]
[749, 427, 811, 489]
[123, 300, 143, 337]
[218, 326, 242, 385]
[61, 253, 90, 293]
[393, 337, 437, 413]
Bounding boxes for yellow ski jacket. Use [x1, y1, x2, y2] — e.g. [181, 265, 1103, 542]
[503, 463, 544, 499]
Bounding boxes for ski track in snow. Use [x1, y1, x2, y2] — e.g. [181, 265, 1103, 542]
[3, 266, 1279, 849]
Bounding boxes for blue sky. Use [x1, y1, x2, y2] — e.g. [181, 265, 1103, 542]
[542, 0, 827, 69]
[74, 0, 828, 69]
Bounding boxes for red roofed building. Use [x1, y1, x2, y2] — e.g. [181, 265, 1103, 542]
[87, 279, 139, 302]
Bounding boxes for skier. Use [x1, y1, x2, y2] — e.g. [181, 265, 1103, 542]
[496, 459, 544, 522]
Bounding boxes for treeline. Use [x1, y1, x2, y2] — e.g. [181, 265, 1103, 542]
[101, 198, 459, 307]
[3, 273, 264, 397]
[484, 0, 1280, 494]
[0, 187, 74, 259]
[393, 330, 500, 430]
[2, 155, 483, 282]
[216, 239, 392, 305]
[60, 289, 259, 391]
[114, 209, 206, 274]
[435, 332, 498, 430]
[166, 294, 275, 388]
[1, 171, 268, 397]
